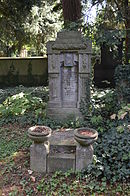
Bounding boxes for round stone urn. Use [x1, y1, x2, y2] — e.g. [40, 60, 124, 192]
[74, 127, 98, 146]
[28, 125, 52, 143]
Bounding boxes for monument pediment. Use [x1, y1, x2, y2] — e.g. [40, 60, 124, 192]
[47, 31, 91, 52]
[52, 43, 87, 50]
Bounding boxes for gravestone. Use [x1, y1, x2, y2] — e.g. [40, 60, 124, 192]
[47, 31, 92, 119]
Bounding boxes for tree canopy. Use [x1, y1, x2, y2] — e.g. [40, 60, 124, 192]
[0, 0, 129, 62]
[0, 0, 61, 56]
[90, 0, 130, 63]
[82, 0, 129, 63]
[0, 0, 40, 54]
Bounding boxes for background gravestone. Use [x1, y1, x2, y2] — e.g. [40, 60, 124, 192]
[47, 31, 92, 119]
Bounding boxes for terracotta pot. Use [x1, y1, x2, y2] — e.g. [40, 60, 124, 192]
[74, 127, 98, 146]
[28, 126, 52, 143]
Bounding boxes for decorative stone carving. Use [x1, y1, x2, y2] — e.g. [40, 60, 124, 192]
[49, 74, 59, 100]
[47, 31, 92, 119]
[79, 54, 90, 73]
[48, 54, 60, 73]
[79, 74, 90, 100]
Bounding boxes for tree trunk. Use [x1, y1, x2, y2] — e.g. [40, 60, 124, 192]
[118, 38, 124, 64]
[62, 0, 81, 22]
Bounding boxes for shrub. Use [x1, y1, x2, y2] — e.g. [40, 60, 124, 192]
[80, 86, 118, 119]
[0, 85, 49, 104]
[80, 81, 130, 182]
[83, 102, 130, 182]
[0, 92, 46, 117]
[85, 125, 130, 182]
[0, 92, 46, 126]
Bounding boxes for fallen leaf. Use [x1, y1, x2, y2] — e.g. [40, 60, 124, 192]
[120, 112, 127, 119]
[28, 170, 33, 175]
[110, 114, 116, 120]
[30, 176, 36, 182]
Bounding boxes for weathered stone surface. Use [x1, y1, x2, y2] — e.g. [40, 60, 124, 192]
[30, 143, 48, 173]
[47, 129, 76, 172]
[50, 144, 76, 154]
[47, 31, 92, 120]
[29, 129, 96, 173]
[49, 129, 75, 145]
[47, 107, 82, 120]
[47, 31, 91, 53]
[47, 153, 75, 173]
[76, 144, 93, 171]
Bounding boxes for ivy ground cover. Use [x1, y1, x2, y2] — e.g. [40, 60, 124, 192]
[0, 86, 129, 195]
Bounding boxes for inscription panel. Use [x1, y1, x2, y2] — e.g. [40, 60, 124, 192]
[61, 53, 78, 107]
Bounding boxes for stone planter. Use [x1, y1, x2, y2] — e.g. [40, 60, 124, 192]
[28, 126, 52, 173]
[28, 126, 52, 143]
[74, 127, 98, 171]
[74, 127, 98, 146]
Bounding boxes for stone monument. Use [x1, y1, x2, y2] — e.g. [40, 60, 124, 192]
[47, 31, 92, 119]
[28, 127, 98, 173]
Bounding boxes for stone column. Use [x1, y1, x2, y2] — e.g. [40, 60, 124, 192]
[48, 52, 61, 108]
[30, 142, 49, 173]
[77, 53, 91, 108]
[76, 144, 93, 171]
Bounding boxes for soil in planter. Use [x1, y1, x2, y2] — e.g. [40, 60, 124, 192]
[79, 130, 94, 136]
[31, 126, 50, 134]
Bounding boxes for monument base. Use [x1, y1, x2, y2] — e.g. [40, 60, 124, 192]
[47, 107, 82, 120]
[29, 129, 94, 173]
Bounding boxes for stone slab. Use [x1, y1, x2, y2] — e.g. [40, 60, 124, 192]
[49, 129, 77, 149]
[47, 130, 76, 172]
[47, 153, 75, 173]
[50, 144, 76, 154]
